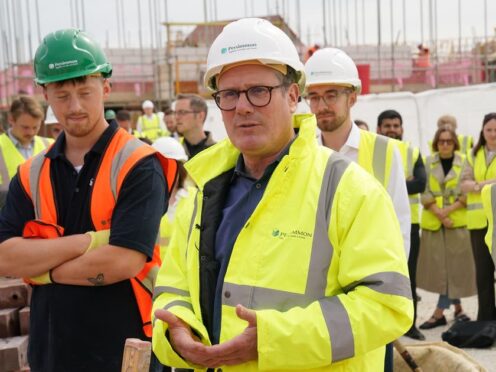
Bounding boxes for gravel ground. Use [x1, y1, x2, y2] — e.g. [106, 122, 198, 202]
[399, 287, 496, 371]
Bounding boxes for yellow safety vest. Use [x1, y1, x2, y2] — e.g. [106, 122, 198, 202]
[158, 187, 196, 260]
[466, 148, 496, 229]
[139, 114, 168, 141]
[152, 114, 413, 371]
[481, 184, 496, 264]
[420, 152, 466, 230]
[396, 141, 421, 224]
[0, 133, 53, 191]
[429, 134, 473, 157]
[357, 130, 395, 190]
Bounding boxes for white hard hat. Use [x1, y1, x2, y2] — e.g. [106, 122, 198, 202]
[152, 137, 188, 162]
[44, 106, 59, 125]
[304, 48, 362, 94]
[204, 18, 305, 91]
[142, 100, 154, 109]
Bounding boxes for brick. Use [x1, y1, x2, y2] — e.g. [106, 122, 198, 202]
[0, 336, 28, 371]
[0, 279, 30, 309]
[121, 338, 151, 372]
[19, 307, 30, 335]
[0, 308, 19, 338]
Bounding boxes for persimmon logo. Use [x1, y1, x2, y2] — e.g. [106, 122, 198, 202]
[272, 228, 312, 240]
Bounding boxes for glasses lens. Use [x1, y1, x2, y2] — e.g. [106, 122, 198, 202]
[247, 86, 271, 107]
[215, 90, 238, 111]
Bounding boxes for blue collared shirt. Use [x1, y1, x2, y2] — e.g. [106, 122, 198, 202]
[212, 137, 295, 343]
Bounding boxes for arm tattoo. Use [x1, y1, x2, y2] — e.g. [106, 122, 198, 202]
[88, 273, 105, 286]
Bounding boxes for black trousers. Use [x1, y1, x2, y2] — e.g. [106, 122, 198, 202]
[408, 224, 421, 325]
[470, 228, 496, 321]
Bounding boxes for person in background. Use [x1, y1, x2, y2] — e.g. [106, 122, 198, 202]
[354, 119, 369, 131]
[175, 93, 216, 158]
[136, 100, 169, 141]
[116, 109, 133, 134]
[105, 109, 116, 122]
[152, 17, 412, 371]
[417, 126, 475, 329]
[376, 109, 427, 341]
[429, 114, 473, 157]
[461, 112, 496, 321]
[0, 96, 53, 208]
[164, 108, 180, 140]
[44, 105, 63, 139]
[152, 137, 193, 259]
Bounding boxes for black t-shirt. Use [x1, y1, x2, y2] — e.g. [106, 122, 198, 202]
[440, 156, 454, 176]
[0, 122, 168, 372]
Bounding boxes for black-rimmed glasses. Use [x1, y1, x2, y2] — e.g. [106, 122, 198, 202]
[212, 84, 284, 111]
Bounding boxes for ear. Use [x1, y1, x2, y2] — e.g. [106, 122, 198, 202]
[287, 83, 300, 113]
[43, 86, 48, 101]
[7, 113, 14, 126]
[102, 79, 111, 100]
[349, 91, 357, 107]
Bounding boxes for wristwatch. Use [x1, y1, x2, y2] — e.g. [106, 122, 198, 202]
[474, 182, 481, 192]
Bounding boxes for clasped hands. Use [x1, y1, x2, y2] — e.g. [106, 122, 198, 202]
[432, 207, 454, 228]
[154, 304, 258, 369]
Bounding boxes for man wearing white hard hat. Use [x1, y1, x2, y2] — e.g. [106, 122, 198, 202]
[44, 105, 63, 139]
[152, 18, 412, 371]
[136, 100, 168, 141]
[304, 47, 412, 371]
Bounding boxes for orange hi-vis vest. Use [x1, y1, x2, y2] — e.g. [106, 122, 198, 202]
[18, 128, 177, 337]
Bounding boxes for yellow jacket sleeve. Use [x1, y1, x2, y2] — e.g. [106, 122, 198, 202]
[152, 191, 210, 369]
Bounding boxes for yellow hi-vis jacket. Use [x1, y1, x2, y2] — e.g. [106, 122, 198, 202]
[420, 152, 467, 230]
[466, 148, 496, 229]
[138, 114, 168, 141]
[0, 133, 53, 192]
[152, 114, 413, 372]
[356, 130, 395, 190]
[396, 141, 421, 224]
[482, 184, 496, 265]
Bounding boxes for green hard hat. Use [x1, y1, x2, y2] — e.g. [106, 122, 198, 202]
[34, 28, 112, 85]
[105, 109, 116, 120]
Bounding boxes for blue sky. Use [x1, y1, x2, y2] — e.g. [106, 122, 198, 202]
[1, 0, 495, 66]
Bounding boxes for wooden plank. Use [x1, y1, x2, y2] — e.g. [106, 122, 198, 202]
[0, 308, 20, 338]
[0, 336, 29, 371]
[19, 307, 30, 335]
[121, 338, 151, 372]
[0, 279, 30, 310]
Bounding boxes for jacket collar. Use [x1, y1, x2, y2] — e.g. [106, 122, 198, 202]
[185, 113, 317, 188]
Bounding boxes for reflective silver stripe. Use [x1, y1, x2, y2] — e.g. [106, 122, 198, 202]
[409, 199, 420, 205]
[0, 151, 9, 190]
[406, 147, 413, 178]
[154, 286, 190, 300]
[29, 152, 47, 219]
[461, 136, 468, 153]
[319, 297, 354, 362]
[223, 282, 310, 311]
[342, 272, 413, 299]
[109, 138, 144, 199]
[372, 135, 388, 186]
[140, 265, 159, 294]
[491, 185, 496, 258]
[467, 203, 483, 211]
[307, 152, 349, 297]
[163, 300, 193, 312]
[153, 300, 194, 327]
[187, 190, 199, 243]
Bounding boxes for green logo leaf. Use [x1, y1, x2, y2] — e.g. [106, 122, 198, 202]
[272, 229, 280, 237]
[221, 47, 227, 54]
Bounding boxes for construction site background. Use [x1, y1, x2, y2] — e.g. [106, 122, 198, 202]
[1, 15, 496, 139]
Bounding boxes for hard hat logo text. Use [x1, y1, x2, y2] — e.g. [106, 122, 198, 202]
[48, 60, 79, 69]
[221, 43, 257, 54]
